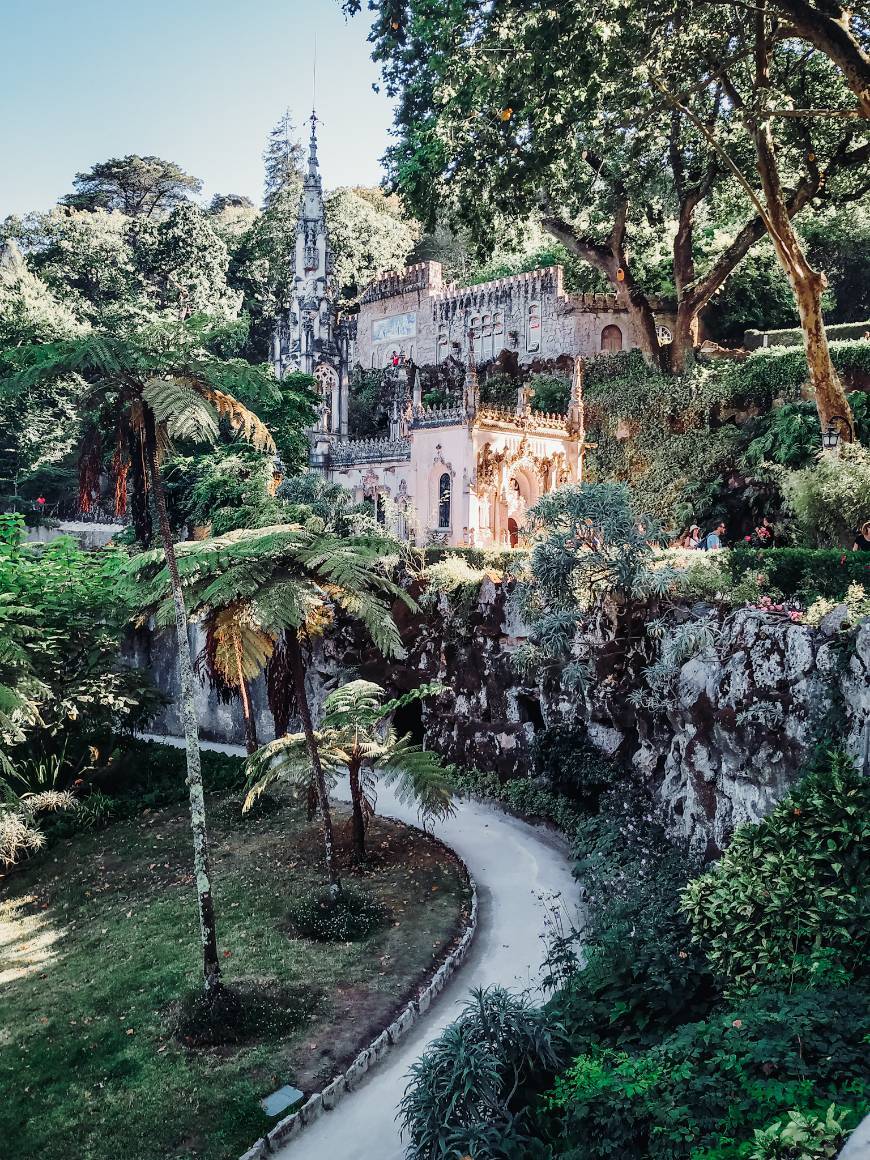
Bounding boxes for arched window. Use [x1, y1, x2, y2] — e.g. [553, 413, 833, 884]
[375, 493, 386, 525]
[469, 315, 481, 359]
[436, 324, 448, 364]
[527, 303, 541, 352]
[481, 314, 492, 360]
[601, 324, 623, 353]
[493, 311, 504, 353]
[438, 472, 451, 529]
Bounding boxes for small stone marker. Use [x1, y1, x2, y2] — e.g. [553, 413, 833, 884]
[260, 1085, 304, 1117]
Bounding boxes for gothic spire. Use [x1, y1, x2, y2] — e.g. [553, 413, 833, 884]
[306, 110, 322, 188]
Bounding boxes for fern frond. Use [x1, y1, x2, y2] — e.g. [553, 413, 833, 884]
[197, 384, 276, 453]
[143, 377, 220, 446]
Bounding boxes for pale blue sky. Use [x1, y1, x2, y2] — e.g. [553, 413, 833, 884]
[0, 0, 394, 218]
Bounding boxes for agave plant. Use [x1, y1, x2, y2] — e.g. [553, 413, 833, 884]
[128, 519, 415, 896]
[243, 680, 454, 861]
[1, 320, 313, 999]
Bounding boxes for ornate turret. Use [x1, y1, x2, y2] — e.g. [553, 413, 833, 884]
[463, 341, 479, 421]
[272, 111, 338, 381]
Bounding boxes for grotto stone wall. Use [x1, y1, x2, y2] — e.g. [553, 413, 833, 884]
[136, 577, 870, 859]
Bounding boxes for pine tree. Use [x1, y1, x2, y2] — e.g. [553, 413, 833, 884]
[262, 111, 305, 209]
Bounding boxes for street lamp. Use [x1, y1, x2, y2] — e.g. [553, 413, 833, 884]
[821, 416, 849, 451]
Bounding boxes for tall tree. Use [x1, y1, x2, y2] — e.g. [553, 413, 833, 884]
[262, 111, 306, 209]
[131, 523, 413, 896]
[61, 156, 202, 218]
[0, 321, 307, 1001]
[649, 0, 869, 438]
[325, 188, 417, 301]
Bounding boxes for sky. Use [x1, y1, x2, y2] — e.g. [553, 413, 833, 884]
[0, 0, 395, 219]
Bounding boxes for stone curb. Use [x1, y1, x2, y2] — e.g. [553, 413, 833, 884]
[239, 863, 478, 1159]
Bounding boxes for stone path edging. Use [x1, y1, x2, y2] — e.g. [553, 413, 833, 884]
[239, 872, 478, 1160]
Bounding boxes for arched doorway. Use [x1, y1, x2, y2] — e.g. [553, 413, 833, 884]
[601, 324, 623, 353]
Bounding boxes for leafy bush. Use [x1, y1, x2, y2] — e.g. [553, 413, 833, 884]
[551, 783, 714, 1043]
[784, 443, 870, 547]
[531, 723, 618, 805]
[287, 886, 390, 942]
[419, 545, 523, 571]
[400, 986, 565, 1160]
[804, 583, 870, 629]
[420, 554, 490, 612]
[544, 986, 870, 1160]
[102, 738, 245, 811]
[726, 545, 870, 603]
[744, 1104, 853, 1160]
[173, 979, 317, 1046]
[681, 751, 870, 994]
[451, 768, 586, 836]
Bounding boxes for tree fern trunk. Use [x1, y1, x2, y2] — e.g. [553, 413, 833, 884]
[232, 632, 258, 755]
[285, 626, 342, 897]
[347, 758, 367, 863]
[143, 409, 223, 994]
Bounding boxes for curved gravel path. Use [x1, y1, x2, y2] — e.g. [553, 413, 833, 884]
[145, 736, 580, 1160]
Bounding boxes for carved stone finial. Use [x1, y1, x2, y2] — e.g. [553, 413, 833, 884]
[568, 355, 585, 437]
[464, 336, 479, 422]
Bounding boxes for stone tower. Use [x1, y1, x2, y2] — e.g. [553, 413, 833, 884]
[272, 111, 351, 454]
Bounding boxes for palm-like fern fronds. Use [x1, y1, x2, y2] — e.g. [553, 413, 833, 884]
[241, 679, 455, 853]
[209, 605, 277, 684]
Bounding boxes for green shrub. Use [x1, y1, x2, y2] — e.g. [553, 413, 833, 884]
[452, 768, 586, 835]
[103, 739, 245, 811]
[287, 886, 390, 942]
[544, 986, 870, 1160]
[784, 443, 870, 547]
[681, 751, 870, 995]
[551, 784, 714, 1043]
[744, 1104, 853, 1160]
[725, 545, 870, 602]
[531, 723, 618, 805]
[400, 986, 565, 1160]
[418, 545, 524, 571]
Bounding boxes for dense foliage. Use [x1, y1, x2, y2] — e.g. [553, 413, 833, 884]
[682, 752, 870, 994]
[400, 987, 565, 1159]
[545, 986, 870, 1160]
[0, 516, 159, 863]
[403, 746, 870, 1159]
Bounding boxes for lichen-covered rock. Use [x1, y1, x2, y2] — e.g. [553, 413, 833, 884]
[135, 581, 869, 863]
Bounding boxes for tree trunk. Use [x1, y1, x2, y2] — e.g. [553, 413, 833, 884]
[142, 408, 222, 995]
[285, 626, 342, 897]
[669, 303, 698, 375]
[232, 633, 258, 756]
[347, 758, 367, 863]
[750, 18, 855, 440]
[541, 210, 666, 371]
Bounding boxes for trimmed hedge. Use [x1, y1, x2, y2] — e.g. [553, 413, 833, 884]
[416, 546, 526, 570]
[726, 545, 870, 601]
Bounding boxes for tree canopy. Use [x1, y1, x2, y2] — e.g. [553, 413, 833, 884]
[61, 155, 202, 217]
[346, 0, 869, 380]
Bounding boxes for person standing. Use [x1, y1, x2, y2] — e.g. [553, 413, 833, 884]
[703, 521, 727, 550]
[853, 521, 870, 551]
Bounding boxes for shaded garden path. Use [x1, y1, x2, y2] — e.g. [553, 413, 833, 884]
[148, 735, 580, 1160]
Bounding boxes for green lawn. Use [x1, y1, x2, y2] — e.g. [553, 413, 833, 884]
[0, 789, 469, 1160]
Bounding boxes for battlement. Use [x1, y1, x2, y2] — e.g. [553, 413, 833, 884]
[360, 260, 627, 316]
[360, 261, 445, 305]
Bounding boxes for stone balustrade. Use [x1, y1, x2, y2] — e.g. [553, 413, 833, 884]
[330, 437, 411, 465]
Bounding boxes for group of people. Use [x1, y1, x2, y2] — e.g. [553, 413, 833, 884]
[673, 516, 777, 551]
[674, 519, 730, 551]
[675, 516, 870, 552]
